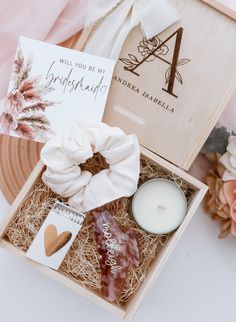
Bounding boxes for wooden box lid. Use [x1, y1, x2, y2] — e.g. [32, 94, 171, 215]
[202, 0, 236, 20]
[103, 0, 236, 170]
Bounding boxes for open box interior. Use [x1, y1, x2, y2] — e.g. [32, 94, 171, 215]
[0, 146, 207, 318]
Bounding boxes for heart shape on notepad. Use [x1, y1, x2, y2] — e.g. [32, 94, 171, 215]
[44, 224, 72, 257]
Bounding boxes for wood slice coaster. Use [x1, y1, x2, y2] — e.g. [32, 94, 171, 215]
[0, 135, 42, 204]
[0, 33, 81, 204]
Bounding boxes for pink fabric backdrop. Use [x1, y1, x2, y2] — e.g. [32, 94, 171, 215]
[0, 0, 87, 101]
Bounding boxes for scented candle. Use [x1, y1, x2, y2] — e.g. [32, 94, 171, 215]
[132, 179, 187, 234]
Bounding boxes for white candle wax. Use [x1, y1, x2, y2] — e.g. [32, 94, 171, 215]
[132, 179, 187, 234]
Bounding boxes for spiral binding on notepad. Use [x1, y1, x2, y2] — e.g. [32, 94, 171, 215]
[53, 202, 85, 225]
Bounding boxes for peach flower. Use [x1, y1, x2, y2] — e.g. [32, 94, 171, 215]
[219, 181, 236, 238]
[205, 154, 233, 238]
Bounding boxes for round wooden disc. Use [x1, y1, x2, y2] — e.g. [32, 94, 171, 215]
[0, 135, 42, 204]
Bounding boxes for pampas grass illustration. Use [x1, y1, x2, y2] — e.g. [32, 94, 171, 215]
[0, 45, 56, 141]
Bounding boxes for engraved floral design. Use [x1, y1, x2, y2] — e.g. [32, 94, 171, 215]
[119, 34, 190, 87]
[0, 45, 56, 141]
[137, 36, 169, 62]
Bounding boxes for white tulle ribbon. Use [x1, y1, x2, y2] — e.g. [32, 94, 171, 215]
[40, 120, 140, 213]
[82, 0, 179, 59]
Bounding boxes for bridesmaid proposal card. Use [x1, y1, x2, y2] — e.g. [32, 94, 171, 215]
[0, 37, 115, 142]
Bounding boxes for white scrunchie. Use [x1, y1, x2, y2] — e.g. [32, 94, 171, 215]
[41, 120, 140, 212]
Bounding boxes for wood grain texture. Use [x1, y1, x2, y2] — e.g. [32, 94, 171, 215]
[0, 136, 42, 204]
[0, 33, 81, 205]
[202, 0, 236, 20]
[103, 0, 236, 170]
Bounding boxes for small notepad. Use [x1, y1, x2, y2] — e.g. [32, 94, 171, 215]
[26, 201, 85, 270]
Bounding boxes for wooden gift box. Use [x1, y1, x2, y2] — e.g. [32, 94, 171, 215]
[0, 148, 207, 321]
[1, 0, 236, 320]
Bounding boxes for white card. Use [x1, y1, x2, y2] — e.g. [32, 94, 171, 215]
[0, 37, 115, 142]
[26, 202, 85, 270]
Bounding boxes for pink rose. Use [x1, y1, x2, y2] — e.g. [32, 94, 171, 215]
[219, 180, 236, 237]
